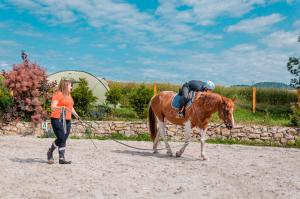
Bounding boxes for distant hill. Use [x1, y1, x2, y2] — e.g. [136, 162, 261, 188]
[253, 82, 292, 89]
[231, 82, 293, 89]
[230, 84, 250, 87]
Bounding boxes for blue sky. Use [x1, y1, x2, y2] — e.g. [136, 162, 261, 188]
[0, 0, 300, 86]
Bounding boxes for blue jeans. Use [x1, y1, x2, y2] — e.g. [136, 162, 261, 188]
[51, 118, 71, 148]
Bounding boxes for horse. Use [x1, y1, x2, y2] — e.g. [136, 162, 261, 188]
[148, 91, 235, 160]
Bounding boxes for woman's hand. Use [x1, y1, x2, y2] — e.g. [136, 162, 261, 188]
[72, 108, 80, 119]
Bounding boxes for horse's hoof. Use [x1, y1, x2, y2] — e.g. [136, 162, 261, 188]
[176, 152, 182, 158]
[153, 150, 159, 154]
[167, 151, 173, 157]
[201, 156, 208, 161]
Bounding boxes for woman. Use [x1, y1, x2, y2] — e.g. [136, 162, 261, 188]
[47, 78, 79, 164]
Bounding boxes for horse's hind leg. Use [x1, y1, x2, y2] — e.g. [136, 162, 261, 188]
[176, 120, 191, 157]
[158, 120, 172, 156]
[153, 130, 160, 154]
[199, 128, 208, 160]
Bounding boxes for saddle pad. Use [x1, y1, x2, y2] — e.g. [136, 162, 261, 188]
[171, 91, 195, 110]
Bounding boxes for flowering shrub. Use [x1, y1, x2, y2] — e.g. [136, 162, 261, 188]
[2, 52, 56, 123]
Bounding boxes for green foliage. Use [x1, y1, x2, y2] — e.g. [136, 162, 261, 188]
[107, 81, 178, 107]
[105, 87, 121, 108]
[113, 108, 137, 119]
[290, 103, 300, 126]
[91, 103, 113, 120]
[287, 57, 300, 88]
[156, 82, 180, 92]
[0, 76, 13, 113]
[214, 86, 297, 116]
[72, 78, 97, 117]
[256, 88, 297, 105]
[128, 84, 153, 118]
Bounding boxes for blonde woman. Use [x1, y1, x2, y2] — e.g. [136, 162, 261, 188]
[47, 78, 79, 164]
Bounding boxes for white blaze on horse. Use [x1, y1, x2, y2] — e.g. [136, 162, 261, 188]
[148, 91, 235, 160]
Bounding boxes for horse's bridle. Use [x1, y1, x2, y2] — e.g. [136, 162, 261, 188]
[221, 104, 233, 129]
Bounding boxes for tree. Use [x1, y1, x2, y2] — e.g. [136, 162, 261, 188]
[129, 84, 153, 118]
[105, 87, 121, 108]
[3, 51, 56, 123]
[287, 57, 300, 88]
[72, 78, 97, 117]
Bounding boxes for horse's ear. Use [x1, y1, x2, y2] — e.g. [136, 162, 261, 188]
[232, 97, 237, 102]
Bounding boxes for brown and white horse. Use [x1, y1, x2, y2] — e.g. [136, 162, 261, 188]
[149, 91, 235, 160]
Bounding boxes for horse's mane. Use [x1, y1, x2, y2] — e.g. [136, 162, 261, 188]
[195, 92, 223, 110]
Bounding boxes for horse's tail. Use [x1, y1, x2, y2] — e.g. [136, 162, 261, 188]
[148, 105, 157, 141]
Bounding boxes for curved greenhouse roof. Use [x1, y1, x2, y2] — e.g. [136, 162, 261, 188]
[48, 70, 109, 105]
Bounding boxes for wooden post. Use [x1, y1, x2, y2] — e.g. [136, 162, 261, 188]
[252, 87, 256, 113]
[154, 82, 157, 96]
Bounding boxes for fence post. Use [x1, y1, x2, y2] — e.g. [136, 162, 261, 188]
[154, 82, 157, 96]
[252, 87, 256, 113]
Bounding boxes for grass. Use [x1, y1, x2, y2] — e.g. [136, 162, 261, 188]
[206, 138, 300, 149]
[39, 131, 300, 149]
[70, 132, 152, 141]
[210, 105, 291, 126]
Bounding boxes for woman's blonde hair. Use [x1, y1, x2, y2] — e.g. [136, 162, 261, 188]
[58, 78, 72, 96]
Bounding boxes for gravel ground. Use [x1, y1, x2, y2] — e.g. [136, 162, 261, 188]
[0, 136, 300, 199]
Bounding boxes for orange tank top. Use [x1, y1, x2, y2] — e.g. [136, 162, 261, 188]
[50, 91, 74, 120]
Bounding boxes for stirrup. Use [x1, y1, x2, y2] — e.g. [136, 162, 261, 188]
[177, 112, 184, 118]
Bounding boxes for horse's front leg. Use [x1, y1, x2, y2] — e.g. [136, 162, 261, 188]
[158, 121, 173, 156]
[199, 128, 208, 160]
[176, 120, 191, 157]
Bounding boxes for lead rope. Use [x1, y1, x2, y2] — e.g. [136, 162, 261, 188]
[60, 107, 67, 135]
[74, 119, 167, 151]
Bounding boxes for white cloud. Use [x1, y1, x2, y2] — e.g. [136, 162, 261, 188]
[293, 19, 300, 28]
[91, 43, 106, 48]
[226, 14, 285, 33]
[230, 44, 258, 52]
[15, 30, 43, 37]
[0, 62, 10, 71]
[261, 30, 300, 49]
[0, 40, 20, 46]
[1, 62, 8, 67]
[122, 42, 294, 85]
[0, 22, 8, 28]
[176, 0, 266, 26]
[63, 37, 80, 45]
[4, 0, 223, 47]
[137, 44, 175, 54]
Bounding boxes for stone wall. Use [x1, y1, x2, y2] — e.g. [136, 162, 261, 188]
[1, 121, 299, 145]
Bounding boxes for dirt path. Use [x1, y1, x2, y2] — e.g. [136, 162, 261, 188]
[0, 136, 299, 199]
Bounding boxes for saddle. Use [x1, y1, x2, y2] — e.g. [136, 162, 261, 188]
[171, 91, 196, 110]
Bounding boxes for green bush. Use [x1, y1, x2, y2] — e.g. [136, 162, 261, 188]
[0, 76, 13, 119]
[290, 103, 300, 126]
[105, 87, 121, 108]
[129, 84, 153, 119]
[113, 108, 137, 119]
[72, 78, 97, 117]
[88, 103, 112, 120]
